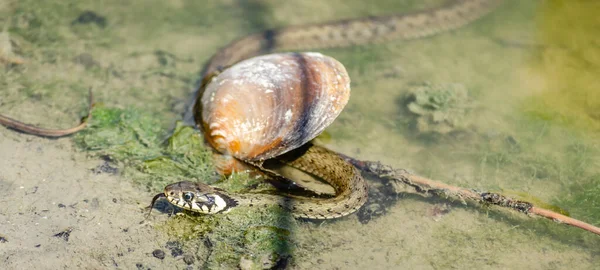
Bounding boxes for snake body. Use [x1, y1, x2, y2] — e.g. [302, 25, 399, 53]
[160, 0, 503, 219]
[162, 143, 368, 219]
[202, 0, 502, 76]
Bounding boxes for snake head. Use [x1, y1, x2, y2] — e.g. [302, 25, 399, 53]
[163, 181, 236, 214]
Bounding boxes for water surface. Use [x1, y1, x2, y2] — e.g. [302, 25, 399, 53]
[1, 0, 599, 269]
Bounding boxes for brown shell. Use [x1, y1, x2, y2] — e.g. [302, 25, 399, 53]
[199, 52, 350, 164]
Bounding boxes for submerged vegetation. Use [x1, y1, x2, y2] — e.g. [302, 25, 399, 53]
[403, 82, 474, 134]
[518, 0, 600, 226]
[74, 106, 299, 268]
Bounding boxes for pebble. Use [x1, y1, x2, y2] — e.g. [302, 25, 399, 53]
[152, 249, 165, 260]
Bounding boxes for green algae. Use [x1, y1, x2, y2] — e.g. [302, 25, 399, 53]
[520, 0, 600, 132]
[495, 189, 570, 217]
[157, 197, 296, 269]
[514, 0, 600, 228]
[471, 118, 600, 227]
[208, 207, 295, 269]
[74, 105, 166, 161]
[404, 82, 474, 134]
[559, 179, 600, 225]
[73, 105, 297, 268]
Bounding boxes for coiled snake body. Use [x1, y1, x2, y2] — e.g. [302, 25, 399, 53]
[161, 143, 368, 219]
[157, 0, 503, 219]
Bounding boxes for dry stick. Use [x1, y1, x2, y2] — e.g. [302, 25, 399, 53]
[0, 89, 93, 137]
[338, 153, 600, 236]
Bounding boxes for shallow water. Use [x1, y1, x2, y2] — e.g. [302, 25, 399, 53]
[1, 0, 599, 269]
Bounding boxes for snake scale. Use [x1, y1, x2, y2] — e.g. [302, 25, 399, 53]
[159, 143, 368, 219]
[0, 0, 503, 219]
[158, 0, 503, 219]
[202, 0, 503, 76]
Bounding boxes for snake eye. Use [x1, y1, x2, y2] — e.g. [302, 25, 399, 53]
[183, 192, 194, 202]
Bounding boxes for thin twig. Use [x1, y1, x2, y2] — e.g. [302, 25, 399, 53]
[338, 153, 600, 236]
[0, 88, 93, 137]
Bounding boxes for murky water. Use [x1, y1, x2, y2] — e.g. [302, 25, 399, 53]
[1, 0, 599, 269]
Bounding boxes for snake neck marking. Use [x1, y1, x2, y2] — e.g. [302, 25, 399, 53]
[160, 181, 238, 214]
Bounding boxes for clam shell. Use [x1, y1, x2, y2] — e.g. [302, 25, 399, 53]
[199, 52, 350, 163]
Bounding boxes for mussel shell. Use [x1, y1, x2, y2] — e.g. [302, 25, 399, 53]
[198, 52, 350, 162]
